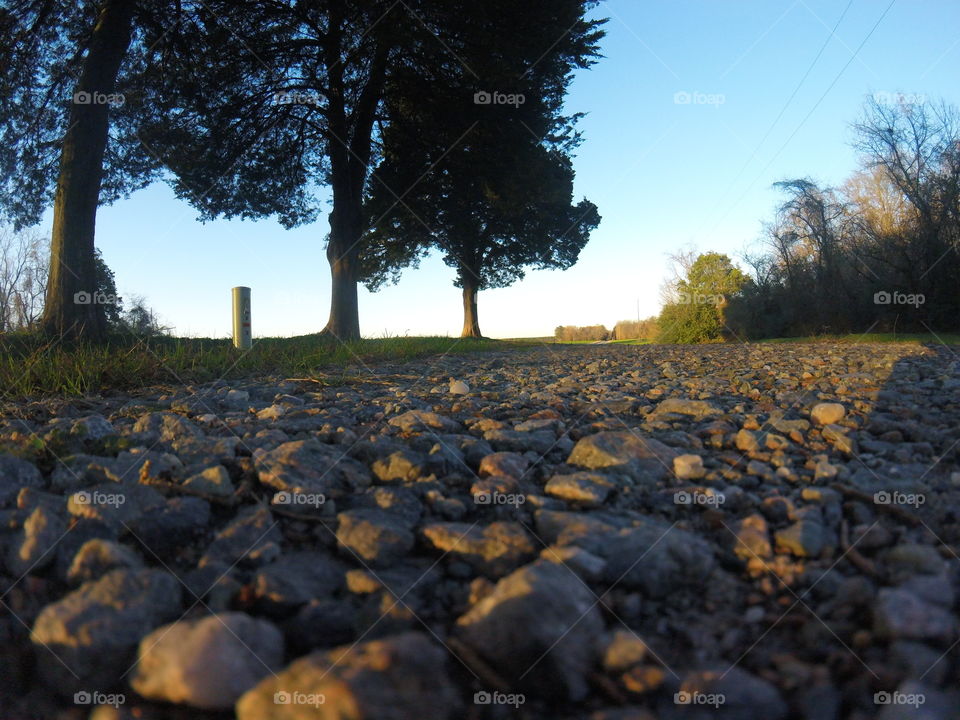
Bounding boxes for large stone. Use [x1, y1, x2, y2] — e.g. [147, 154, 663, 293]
[66, 539, 143, 585]
[236, 632, 458, 720]
[133, 411, 203, 443]
[200, 506, 282, 568]
[370, 450, 428, 483]
[567, 431, 678, 479]
[544, 472, 615, 507]
[456, 559, 603, 701]
[421, 521, 536, 577]
[730, 514, 772, 560]
[811, 403, 845, 426]
[672, 667, 787, 720]
[388, 410, 461, 433]
[0, 454, 43, 507]
[336, 509, 415, 567]
[538, 511, 715, 598]
[651, 398, 722, 420]
[874, 588, 957, 644]
[131, 613, 284, 710]
[254, 440, 371, 499]
[31, 568, 182, 691]
[67, 482, 166, 528]
[5, 504, 66, 575]
[673, 454, 706, 480]
[775, 519, 824, 558]
[253, 552, 345, 611]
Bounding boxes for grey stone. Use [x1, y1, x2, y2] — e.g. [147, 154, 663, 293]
[651, 398, 721, 420]
[874, 588, 957, 644]
[67, 482, 166, 528]
[811, 402, 845, 425]
[370, 449, 428, 483]
[132, 612, 283, 710]
[6, 504, 66, 575]
[388, 410, 461, 433]
[670, 667, 787, 720]
[421, 521, 536, 577]
[0, 454, 43, 507]
[544, 472, 615, 507]
[775, 518, 825, 558]
[31, 568, 182, 691]
[253, 551, 345, 610]
[200, 506, 282, 568]
[236, 632, 459, 720]
[67, 539, 142, 584]
[336, 509, 415, 567]
[183, 465, 235, 497]
[456, 559, 603, 701]
[254, 440, 371, 499]
[567, 431, 678, 479]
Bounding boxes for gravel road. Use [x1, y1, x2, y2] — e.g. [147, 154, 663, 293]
[2, 342, 959, 719]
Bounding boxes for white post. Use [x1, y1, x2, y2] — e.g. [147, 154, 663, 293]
[232, 286, 252, 349]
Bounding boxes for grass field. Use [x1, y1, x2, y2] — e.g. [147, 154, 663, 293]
[0, 333, 532, 399]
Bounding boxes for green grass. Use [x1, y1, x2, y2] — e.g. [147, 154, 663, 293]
[758, 332, 960, 345]
[0, 332, 534, 399]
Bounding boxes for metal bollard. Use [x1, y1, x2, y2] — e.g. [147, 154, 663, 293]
[232, 286, 252, 349]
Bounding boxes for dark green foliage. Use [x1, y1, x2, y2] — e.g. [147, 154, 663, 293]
[363, 1, 604, 303]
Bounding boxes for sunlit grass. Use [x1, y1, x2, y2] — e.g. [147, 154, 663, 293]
[0, 332, 533, 399]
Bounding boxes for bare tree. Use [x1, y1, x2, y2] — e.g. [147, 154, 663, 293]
[0, 226, 49, 331]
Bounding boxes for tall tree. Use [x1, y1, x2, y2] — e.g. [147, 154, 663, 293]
[0, 0, 178, 340]
[142, 0, 434, 341]
[364, 0, 604, 337]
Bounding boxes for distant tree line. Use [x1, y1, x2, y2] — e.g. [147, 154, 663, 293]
[0, 0, 604, 343]
[555, 317, 658, 342]
[657, 98, 960, 343]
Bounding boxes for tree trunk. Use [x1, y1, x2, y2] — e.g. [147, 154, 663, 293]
[40, 0, 134, 342]
[461, 280, 483, 338]
[321, 204, 361, 341]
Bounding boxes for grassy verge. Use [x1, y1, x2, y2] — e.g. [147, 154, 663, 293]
[0, 333, 533, 399]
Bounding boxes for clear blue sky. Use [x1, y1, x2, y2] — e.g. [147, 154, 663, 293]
[41, 0, 960, 338]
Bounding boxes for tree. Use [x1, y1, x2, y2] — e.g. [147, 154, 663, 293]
[0, 225, 48, 331]
[657, 252, 749, 343]
[853, 97, 960, 327]
[0, 0, 182, 341]
[141, 0, 438, 341]
[364, 0, 604, 337]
